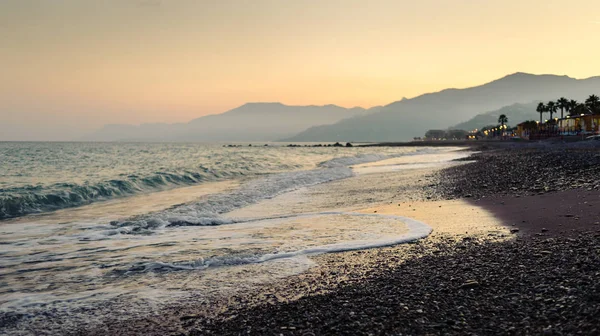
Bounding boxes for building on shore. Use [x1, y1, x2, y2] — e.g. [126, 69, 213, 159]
[517, 114, 600, 140]
[557, 114, 600, 135]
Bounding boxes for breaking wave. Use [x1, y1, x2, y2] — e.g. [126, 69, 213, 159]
[105, 150, 436, 235]
[106, 167, 355, 234]
[0, 147, 431, 220]
[0, 168, 230, 220]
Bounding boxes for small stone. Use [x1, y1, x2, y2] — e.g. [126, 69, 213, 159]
[510, 228, 520, 234]
[460, 280, 480, 289]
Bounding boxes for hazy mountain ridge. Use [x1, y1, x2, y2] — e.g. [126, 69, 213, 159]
[85, 73, 600, 143]
[84, 103, 376, 142]
[450, 102, 540, 131]
[284, 73, 600, 142]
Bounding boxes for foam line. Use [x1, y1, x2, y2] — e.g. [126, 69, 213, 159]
[256, 212, 432, 262]
[123, 212, 432, 273]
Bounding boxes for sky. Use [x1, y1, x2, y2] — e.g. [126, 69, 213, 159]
[2, 0, 600, 140]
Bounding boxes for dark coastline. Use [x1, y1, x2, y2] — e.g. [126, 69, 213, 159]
[195, 145, 600, 335]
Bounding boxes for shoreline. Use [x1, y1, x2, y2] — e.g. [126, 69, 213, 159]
[197, 146, 600, 335]
[4, 147, 600, 335]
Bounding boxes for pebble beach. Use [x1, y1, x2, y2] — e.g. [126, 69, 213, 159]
[4, 144, 600, 335]
[195, 144, 600, 336]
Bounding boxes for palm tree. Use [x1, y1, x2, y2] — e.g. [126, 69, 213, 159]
[568, 99, 578, 116]
[574, 103, 589, 115]
[497, 114, 508, 138]
[557, 97, 569, 119]
[536, 102, 546, 123]
[546, 101, 557, 121]
[585, 94, 600, 114]
[498, 114, 508, 127]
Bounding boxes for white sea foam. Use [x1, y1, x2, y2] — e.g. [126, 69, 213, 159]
[0, 147, 448, 334]
[114, 212, 432, 273]
[105, 150, 437, 235]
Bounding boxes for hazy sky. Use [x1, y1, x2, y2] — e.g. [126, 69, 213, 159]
[2, 0, 600, 140]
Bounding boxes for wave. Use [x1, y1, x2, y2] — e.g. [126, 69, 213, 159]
[318, 153, 393, 168]
[0, 169, 222, 220]
[0, 149, 432, 221]
[106, 167, 355, 234]
[101, 149, 440, 235]
[109, 212, 433, 275]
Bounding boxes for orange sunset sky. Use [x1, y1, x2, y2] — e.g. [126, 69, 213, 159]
[1, 0, 600, 140]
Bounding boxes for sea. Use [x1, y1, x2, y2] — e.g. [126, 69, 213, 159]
[0, 142, 460, 332]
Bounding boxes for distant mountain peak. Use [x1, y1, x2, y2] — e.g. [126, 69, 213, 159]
[500, 72, 574, 81]
[241, 102, 285, 107]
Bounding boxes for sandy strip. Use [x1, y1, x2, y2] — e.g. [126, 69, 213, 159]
[358, 199, 511, 238]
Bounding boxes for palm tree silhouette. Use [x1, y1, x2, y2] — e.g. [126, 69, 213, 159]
[585, 94, 600, 114]
[557, 97, 569, 119]
[498, 114, 508, 127]
[568, 99, 578, 116]
[536, 102, 546, 123]
[497, 114, 508, 138]
[574, 103, 589, 115]
[546, 101, 557, 121]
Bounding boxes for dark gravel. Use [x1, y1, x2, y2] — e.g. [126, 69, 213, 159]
[196, 233, 600, 335]
[429, 147, 600, 200]
[197, 147, 600, 336]
[12, 146, 598, 336]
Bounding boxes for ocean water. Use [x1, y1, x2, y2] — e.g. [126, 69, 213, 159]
[0, 142, 454, 333]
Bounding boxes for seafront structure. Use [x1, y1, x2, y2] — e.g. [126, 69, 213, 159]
[516, 114, 600, 140]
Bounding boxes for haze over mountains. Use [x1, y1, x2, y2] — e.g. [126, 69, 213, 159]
[85, 73, 600, 142]
[450, 102, 540, 132]
[84, 103, 376, 142]
[285, 73, 600, 142]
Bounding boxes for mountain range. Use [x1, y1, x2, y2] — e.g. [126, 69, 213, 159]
[85, 73, 600, 142]
[84, 103, 376, 142]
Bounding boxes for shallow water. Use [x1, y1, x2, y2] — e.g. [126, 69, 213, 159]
[0, 143, 463, 333]
[0, 142, 426, 219]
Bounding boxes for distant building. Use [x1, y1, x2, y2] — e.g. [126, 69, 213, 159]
[557, 114, 600, 135]
[517, 114, 600, 140]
